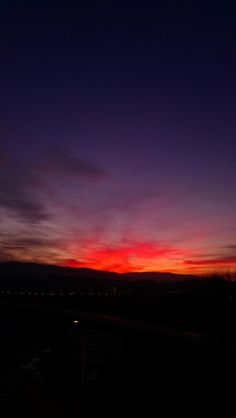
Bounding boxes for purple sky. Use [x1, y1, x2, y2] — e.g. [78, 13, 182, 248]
[0, 1, 236, 273]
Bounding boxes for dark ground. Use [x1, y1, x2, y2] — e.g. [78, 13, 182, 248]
[0, 265, 236, 417]
[0, 299, 235, 418]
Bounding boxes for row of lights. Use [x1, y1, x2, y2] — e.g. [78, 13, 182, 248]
[0, 290, 125, 296]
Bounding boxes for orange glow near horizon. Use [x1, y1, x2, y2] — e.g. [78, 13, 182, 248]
[62, 259, 236, 275]
[60, 242, 236, 275]
[62, 260, 181, 274]
[61, 242, 186, 273]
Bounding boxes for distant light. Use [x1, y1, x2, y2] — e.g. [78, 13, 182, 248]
[73, 320, 79, 324]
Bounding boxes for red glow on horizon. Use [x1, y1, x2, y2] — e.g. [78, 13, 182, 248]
[62, 242, 193, 273]
[61, 246, 236, 274]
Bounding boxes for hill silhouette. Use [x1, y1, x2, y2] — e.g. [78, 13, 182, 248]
[0, 261, 198, 284]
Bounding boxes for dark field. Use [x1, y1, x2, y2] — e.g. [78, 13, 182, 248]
[0, 297, 235, 418]
[0, 264, 236, 417]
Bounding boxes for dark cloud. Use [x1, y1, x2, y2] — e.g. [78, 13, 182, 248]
[0, 237, 56, 250]
[0, 162, 50, 223]
[0, 236, 60, 263]
[185, 246, 236, 266]
[222, 245, 236, 250]
[35, 149, 107, 180]
[13, 238, 52, 247]
[0, 147, 107, 224]
[184, 256, 236, 265]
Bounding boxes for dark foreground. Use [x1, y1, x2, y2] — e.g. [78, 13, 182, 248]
[0, 301, 235, 418]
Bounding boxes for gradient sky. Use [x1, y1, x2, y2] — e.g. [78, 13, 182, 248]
[0, 1, 236, 274]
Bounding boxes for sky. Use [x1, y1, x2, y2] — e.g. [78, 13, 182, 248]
[0, 0, 236, 274]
